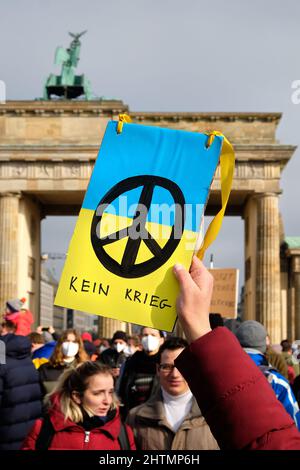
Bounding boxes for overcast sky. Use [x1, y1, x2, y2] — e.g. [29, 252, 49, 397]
[1, 0, 300, 293]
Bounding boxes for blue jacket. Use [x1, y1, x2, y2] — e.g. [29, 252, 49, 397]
[32, 340, 56, 359]
[0, 334, 42, 449]
[246, 348, 300, 428]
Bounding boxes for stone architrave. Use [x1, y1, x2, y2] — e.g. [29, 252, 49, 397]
[256, 193, 281, 342]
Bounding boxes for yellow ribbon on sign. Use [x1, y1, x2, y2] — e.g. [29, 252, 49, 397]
[117, 113, 132, 134]
[196, 131, 235, 260]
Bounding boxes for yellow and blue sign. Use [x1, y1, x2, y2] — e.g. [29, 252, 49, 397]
[55, 120, 228, 331]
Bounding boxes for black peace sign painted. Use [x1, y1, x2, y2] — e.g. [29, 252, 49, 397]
[90, 175, 185, 278]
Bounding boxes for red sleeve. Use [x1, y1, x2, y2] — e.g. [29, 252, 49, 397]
[21, 419, 43, 450]
[175, 327, 300, 450]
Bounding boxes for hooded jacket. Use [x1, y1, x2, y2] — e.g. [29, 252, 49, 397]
[175, 327, 300, 450]
[5, 309, 33, 336]
[22, 394, 135, 450]
[0, 334, 42, 449]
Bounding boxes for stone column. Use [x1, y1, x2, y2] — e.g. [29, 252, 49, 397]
[256, 193, 281, 342]
[292, 256, 300, 340]
[98, 316, 125, 339]
[0, 192, 21, 310]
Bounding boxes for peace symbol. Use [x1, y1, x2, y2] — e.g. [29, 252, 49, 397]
[90, 175, 185, 278]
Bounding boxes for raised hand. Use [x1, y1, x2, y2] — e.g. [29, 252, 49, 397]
[173, 256, 213, 343]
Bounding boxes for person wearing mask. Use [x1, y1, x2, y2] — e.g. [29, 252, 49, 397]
[99, 331, 128, 380]
[22, 362, 135, 450]
[96, 338, 110, 356]
[127, 337, 218, 450]
[124, 335, 142, 358]
[118, 327, 164, 418]
[173, 256, 300, 449]
[39, 329, 88, 396]
[0, 330, 42, 449]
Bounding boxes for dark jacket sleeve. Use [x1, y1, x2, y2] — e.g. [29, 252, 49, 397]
[51, 332, 60, 341]
[175, 327, 300, 450]
[125, 423, 136, 450]
[118, 358, 132, 403]
[0, 374, 3, 408]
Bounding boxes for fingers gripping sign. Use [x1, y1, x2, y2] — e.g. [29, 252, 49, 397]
[173, 256, 213, 343]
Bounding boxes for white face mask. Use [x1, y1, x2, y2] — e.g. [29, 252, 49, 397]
[141, 335, 160, 353]
[99, 345, 108, 354]
[62, 341, 79, 358]
[124, 346, 136, 357]
[113, 342, 126, 353]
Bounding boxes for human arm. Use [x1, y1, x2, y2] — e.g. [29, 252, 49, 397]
[48, 327, 60, 341]
[173, 256, 300, 449]
[173, 257, 212, 343]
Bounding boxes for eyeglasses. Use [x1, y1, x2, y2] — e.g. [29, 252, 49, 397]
[158, 363, 176, 373]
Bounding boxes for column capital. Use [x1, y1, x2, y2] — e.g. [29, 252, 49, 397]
[254, 192, 280, 200]
[0, 191, 21, 199]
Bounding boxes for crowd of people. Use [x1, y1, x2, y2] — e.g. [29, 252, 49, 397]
[2, 257, 300, 450]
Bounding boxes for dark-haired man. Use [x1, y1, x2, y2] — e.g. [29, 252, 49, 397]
[127, 337, 218, 450]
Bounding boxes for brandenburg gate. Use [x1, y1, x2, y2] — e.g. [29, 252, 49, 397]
[0, 100, 296, 342]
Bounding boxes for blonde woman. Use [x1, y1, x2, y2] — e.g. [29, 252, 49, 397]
[39, 329, 89, 395]
[22, 362, 135, 450]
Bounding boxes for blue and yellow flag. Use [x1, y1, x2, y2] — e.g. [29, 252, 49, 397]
[55, 119, 233, 331]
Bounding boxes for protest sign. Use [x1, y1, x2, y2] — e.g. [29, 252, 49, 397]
[55, 117, 234, 331]
[209, 268, 239, 318]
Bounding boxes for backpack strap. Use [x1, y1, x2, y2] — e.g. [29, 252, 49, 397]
[118, 422, 130, 450]
[35, 414, 55, 450]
